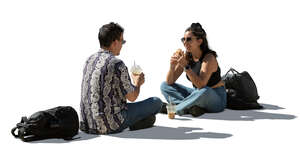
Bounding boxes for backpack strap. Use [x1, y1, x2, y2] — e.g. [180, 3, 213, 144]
[11, 116, 42, 142]
[21, 116, 28, 123]
[11, 116, 28, 138]
[11, 126, 19, 137]
[17, 126, 48, 142]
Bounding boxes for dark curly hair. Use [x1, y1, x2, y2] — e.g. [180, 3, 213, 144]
[98, 22, 124, 48]
[185, 23, 217, 63]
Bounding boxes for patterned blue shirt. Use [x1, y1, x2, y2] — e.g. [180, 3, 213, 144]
[80, 49, 135, 134]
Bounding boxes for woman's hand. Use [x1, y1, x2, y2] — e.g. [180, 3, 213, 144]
[166, 49, 185, 85]
[170, 55, 178, 69]
[177, 53, 188, 68]
[170, 49, 184, 69]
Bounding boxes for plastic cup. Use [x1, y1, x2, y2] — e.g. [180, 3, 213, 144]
[166, 104, 176, 119]
[130, 61, 142, 75]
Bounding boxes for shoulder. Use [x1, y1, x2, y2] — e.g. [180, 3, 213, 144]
[102, 54, 123, 67]
[113, 58, 125, 68]
[201, 53, 218, 71]
[203, 53, 217, 63]
[111, 58, 129, 73]
[85, 52, 99, 63]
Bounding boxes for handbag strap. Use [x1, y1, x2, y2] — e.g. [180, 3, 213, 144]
[224, 68, 240, 77]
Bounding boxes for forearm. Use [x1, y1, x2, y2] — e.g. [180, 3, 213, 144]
[126, 85, 140, 102]
[166, 65, 183, 85]
[166, 67, 175, 85]
[185, 69, 205, 88]
[133, 85, 140, 99]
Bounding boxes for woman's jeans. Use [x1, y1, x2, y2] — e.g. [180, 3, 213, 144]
[114, 97, 163, 133]
[160, 82, 227, 115]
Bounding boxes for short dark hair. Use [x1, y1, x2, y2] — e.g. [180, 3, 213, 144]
[98, 22, 124, 48]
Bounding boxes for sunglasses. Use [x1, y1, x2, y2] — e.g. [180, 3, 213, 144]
[181, 37, 198, 43]
[122, 40, 126, 45]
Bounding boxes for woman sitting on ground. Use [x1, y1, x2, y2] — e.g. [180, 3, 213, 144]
[160, 23, 226, 117]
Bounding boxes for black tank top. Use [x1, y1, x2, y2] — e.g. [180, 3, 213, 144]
[186, 54, 221, 88]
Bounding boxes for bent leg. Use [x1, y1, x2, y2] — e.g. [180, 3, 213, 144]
[176, 87, 225, 115]
[123, 97, 163, 127]
[160, 81, 194, 104]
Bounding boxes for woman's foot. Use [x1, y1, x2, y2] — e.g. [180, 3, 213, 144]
[188, 106, 206, 117]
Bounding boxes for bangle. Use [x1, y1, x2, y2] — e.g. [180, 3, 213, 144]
[184, 64, 191, 71]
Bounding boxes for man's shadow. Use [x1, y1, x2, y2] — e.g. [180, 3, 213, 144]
[29, 127, 232, 143]
[28, 131, 99, 144]
[110, 126, 232, 140]
[195, 103, 297, 121]
[28, 104, 294, 142]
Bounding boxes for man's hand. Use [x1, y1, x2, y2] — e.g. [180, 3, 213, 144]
[131, 72, 145, 87]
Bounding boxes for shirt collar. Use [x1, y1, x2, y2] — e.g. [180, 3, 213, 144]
[99, 48, 112, 54]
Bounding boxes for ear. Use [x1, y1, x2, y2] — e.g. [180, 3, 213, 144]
[109, 40, 117, 50]
[197, 38, 203, 46]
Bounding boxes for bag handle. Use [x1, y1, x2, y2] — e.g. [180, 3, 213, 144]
[11, 125, 27, 141]
[11, 127, 19, 137]
[11, 116, 30, 140]
[224, 68, 240, 77]
[12, 126, 42, 142]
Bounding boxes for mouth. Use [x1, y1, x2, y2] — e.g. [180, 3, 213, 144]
[186, 46, 191, 50]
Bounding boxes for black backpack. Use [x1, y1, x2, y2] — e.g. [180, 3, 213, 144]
[222, 68, 263, 110]
[11, 106, 79, 142]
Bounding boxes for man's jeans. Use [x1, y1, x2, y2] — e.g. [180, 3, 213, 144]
[160, 82, 227, 115]
[115, 97, 163, 133]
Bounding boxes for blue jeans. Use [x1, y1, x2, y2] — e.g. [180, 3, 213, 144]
[160, 82, 227, 115]
[114, 97, 163, 133]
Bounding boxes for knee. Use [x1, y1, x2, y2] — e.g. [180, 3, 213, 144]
[160, 81, 169, 92]
[150, 97, 163, 112]
[209, 105, 225, 113]
[193, 87, 210, 96]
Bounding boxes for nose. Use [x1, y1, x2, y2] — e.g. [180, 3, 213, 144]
[184, 41, 189, 47]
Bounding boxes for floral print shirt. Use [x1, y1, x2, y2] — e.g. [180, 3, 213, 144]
[80, 49, 135, 134]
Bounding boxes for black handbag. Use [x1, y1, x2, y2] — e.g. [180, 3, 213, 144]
[222, 68, 263, 110]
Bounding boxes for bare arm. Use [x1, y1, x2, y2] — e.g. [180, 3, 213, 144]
[126, 85, 140, 102]
[166, 64, 184, 85]
[185, 54, 218, 88]
[166, 49, 184, 85]
[126, 73, 144, 102]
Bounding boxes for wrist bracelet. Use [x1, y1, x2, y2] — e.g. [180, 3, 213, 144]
[184, 64, 191, 71]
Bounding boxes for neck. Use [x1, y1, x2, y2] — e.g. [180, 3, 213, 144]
[102, 47, 117, 56]
[192, 48, 203, 62]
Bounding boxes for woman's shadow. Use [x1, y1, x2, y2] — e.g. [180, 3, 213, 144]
[29, 127, 232, 143]
[110, 126, 232, 140]
[29, 104, 294, 142]
[196, 103, 297, 121]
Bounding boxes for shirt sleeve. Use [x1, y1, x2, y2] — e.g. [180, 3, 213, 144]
[115, 61, 135, 96]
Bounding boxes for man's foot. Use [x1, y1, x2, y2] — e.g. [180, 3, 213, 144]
[159, 102, 168, 114]
[129, 115, 156, 131]
[188, 106, 206, 117]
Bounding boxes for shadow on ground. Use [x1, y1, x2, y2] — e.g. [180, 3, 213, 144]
[28, 104, 295, 142]
[28, 131, 99, 144]
[110, 126, 232, 140]
[193, 103, 297, 121]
